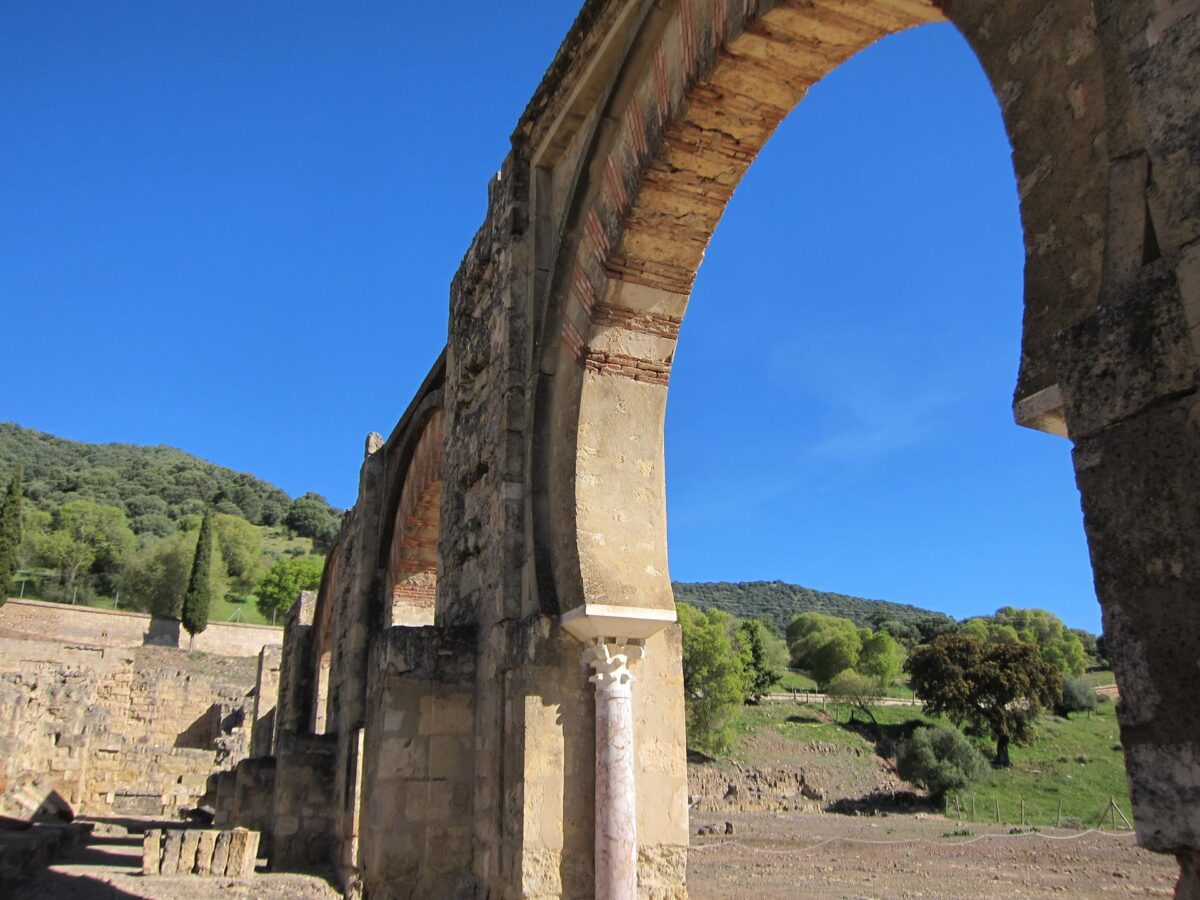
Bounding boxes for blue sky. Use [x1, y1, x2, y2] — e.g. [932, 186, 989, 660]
[0, 3, 1100, 631]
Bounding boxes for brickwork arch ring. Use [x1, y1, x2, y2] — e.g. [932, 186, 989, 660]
[532, 0, 1109, 628]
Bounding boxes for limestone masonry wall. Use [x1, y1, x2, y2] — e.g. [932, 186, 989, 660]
[0, 635, 257, 820]
[0, 598, 283, 658]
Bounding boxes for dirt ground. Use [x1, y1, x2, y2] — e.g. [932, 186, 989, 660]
[4, 811, 1179, 898]
[688, 811, 1179, 898]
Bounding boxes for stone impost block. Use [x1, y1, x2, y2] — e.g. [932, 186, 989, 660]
[196, 830, 218, 875]
[211, 830, 232, 877]
[142, 829, 161, 876]
[159, 830, 183, 876]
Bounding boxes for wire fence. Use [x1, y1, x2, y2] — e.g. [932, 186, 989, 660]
[940, 792, 1133, 831]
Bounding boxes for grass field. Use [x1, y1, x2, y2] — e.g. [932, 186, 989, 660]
[1080, 669, 1117, 687]
[776, 669, 916, 700]
[733, 697, 1131, 827]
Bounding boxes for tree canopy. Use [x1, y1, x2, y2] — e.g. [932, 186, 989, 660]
[737, 618, 786, 702]
[285, 493, 342, 553]
[0, 422, 299, 535]
[0, 469, 22, 603]
[958, 607, 1087, 675]
[906, 634, 1063, 766]
[255, 555, 325, 622]
[213, 513, 265, 594]
[673, 580, 954, 635]
[181, 509, 216, 643]
[678, 603, 750, 756]
[786, 612, 862, 686]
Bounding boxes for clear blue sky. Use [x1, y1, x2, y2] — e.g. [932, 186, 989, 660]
[0, 3, 1100, 631]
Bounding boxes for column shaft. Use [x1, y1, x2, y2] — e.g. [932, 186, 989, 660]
[595, 679, 637, 900]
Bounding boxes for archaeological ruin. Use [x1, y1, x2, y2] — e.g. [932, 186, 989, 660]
[236, 0, 1200, 896]
[210, 1, 1200, 896]
[10, 0, 1196, 897]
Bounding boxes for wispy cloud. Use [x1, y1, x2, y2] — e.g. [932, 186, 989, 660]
[766, 335, 966, 463]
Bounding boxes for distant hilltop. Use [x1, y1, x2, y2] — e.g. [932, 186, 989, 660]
[672, 580, 954, 634]
[0, 422, 299, 531]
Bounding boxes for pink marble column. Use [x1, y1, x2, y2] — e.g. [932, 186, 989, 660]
[585, 639, 644, 900]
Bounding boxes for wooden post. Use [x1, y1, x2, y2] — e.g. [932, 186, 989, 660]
[1056, 798, 1062, 828]
[971, 794, 976, 822]
[995, 797, 1001, 824]
[1110, 796, 1116, 829]
[1113, 801, 1133, 830]
[1020, 796, 1026, 826]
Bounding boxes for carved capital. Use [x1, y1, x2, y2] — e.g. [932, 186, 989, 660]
[583, 638, 645, 691]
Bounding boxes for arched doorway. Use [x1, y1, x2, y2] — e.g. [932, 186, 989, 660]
[384, 409, 444, 627]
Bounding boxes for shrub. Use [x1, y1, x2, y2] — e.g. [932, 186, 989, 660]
[896, 725, 988, 802]
[1057, 674, 1098, 717]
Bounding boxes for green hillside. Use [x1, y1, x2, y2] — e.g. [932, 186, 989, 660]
[0, 422, 292, 533]
[673, 580, 955, 634]
[0, 424, 340, 620]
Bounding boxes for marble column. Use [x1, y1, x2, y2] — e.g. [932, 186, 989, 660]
[585, 638, 644, 900]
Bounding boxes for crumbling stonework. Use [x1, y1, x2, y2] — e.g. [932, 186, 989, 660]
[0, 637, 256, 820]
[240, 1, 1200, 896]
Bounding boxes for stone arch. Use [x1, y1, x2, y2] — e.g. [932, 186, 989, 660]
[310, 545, 340, 734]
[384, 409, 444, 627]
[533, 0, 1109, 635]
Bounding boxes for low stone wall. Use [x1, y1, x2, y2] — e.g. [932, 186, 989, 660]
[0, 598, 282, 658]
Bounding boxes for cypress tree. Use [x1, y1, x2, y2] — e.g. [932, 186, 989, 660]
[0, 469, 23, 605]
[181, 508, 215, 648]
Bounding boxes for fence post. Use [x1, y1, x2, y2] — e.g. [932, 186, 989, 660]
[995, 797, 1000, 824]
[1056, 798, 1062, 828]
[971, 794, 976, 822]
[1021, 796, 1026, 826]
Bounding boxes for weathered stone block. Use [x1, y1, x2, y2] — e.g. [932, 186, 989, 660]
[159, 829, 183, 876]
[142, 829, 161, 876]
[211, 829, 231, 876]
[195, 829, 218, 875]
[179, 829, 201, 874]
[225, 827, 260, 877]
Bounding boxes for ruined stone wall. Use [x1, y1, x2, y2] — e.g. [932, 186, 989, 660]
[358, 626, 477, 897]
[271, 730, 337, 871]
[250, 646, 281, 758]
[0, 598, 283, 658]
[0, 636, 256, 819]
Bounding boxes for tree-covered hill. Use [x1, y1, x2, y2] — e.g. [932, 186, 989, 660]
[673, 580, 954, 635]
[0, 422, 294, 533]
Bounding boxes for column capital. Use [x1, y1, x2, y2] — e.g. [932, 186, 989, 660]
[583, 638, 645, 691]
